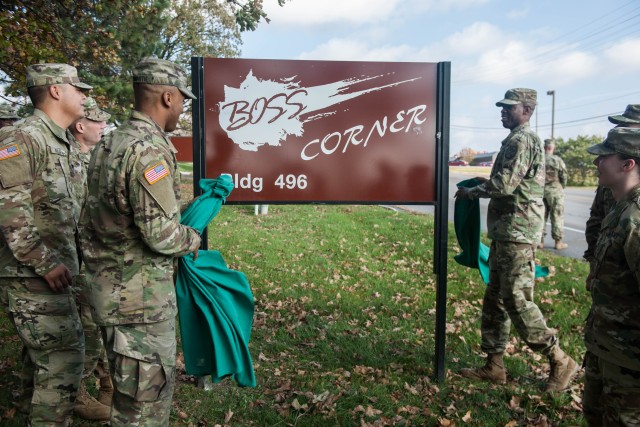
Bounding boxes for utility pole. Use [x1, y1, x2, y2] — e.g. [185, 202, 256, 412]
[547, 90, 555, 140]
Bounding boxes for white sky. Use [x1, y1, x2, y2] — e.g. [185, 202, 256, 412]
[240, 0, 640, 156]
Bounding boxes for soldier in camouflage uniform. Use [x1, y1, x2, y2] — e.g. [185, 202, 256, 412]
[0, 103, 21, 129]
[455, 88, 578, 392]
[69, 97, 112, 421]
[540, 138, 568, 250]
[71, 97, 110, 158]
[0, 64, 91, 426]
[584, 105, 640, 290]
[584, 185, 615, 266]
[583, 127, 640, 426]
[80, 58, 201, 426]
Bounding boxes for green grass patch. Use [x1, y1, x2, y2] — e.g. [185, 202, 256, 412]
[178, 162, 194, 174]
[0, 203, 590, 426]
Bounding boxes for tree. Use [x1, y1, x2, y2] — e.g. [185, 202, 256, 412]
[554, 135, 601, 186]
[229, 0, 285, 32]
[456, 147, 479, 163]
[158, 1, 241, 65]
[0, 0, 284, 122]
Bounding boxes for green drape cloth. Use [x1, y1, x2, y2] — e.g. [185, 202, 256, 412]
[176, 175, 256, 387]
[454, 178, 549, 284]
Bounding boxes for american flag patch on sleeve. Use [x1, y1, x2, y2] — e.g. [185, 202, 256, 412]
[144, 162, 169, 184]
[0, 144, 20, 161]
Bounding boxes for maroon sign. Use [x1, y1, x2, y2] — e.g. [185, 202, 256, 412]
[202, 58, 437, 202]
[171, 136, 193, 162]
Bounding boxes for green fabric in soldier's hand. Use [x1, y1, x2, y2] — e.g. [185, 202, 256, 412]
[176, 175, 256, 387]
[454, 178, 549, 284]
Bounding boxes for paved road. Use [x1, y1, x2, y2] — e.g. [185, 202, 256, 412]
[395, 169, 594, 260]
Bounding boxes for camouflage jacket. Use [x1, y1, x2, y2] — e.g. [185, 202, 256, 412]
[584, 185, 616, 262]
[585, 185, 640, 370]
[0, 109, 85, 277]
[468, 123, 545, 244]
[544, 153, 567, 191]
[80, 111, 201, 325]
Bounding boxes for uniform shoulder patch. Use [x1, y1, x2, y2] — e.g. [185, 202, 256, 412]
[144, 162, 169, 185]
[0, 144, 20, 161]
[504, 142, 518, 160]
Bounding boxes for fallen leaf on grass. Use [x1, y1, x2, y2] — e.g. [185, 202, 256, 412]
[3, 407, 16, 419]
[291, 398, 308, 410]
[312, 390, 330, 403]
[354, 405, 383, 417]
[528, 414, 550, 427]
[404, 382, 419, 395]
[397, 405, 421, 415]
[509, 395, 521, 409]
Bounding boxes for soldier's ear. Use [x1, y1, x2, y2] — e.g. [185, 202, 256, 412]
[523, 104, 534, 116]
[49, 85, 63, 101]
[162, 89, 181, 108]
[161, 90, 173, 108]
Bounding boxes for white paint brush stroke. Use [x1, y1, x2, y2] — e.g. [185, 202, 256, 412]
[218, 70, 421, 151]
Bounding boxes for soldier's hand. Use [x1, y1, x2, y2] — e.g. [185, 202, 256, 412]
[586, 271, 594, 291]
[181, 196, 200, 213]
[455, 187, 471, 199]
[43, 264, 73, 292]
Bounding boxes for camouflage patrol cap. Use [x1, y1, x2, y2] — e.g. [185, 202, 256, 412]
[608, 104, 640, 125]
[544, 138, 556, 147]
[132, 57, 196, 100]
[83, 97, 111, 122]
[496, 88, 537, 107]
[587, 127, 640, 157]
[0, 104, 20, 120]
[26, 63, 92, 90]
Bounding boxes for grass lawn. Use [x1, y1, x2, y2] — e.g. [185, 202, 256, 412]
[0, 183, 590, 426]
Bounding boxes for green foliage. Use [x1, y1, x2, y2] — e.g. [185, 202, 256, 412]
[231, 0, 287, 32]
[158, 0, 244, 64]
[0, 0, 281, 123]
[555, 135, 602, 186]
[0, 200, 590, 426]
[0, 0, 170, 120]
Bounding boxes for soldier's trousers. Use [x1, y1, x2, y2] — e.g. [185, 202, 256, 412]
[102, 318, 176, 427]
[0, 277, 84, 427]
[75, 275, 107, 378]
[543, 191, 564, 241]
[583, 351, 640, 426]
[481, 241, 557, 354]
[79, 300, 107, 376]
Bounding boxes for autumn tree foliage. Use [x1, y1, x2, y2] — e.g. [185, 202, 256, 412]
[455, 147, 479, 163]
[0, 0, 283, 121]
[554, 135, 600, 186]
